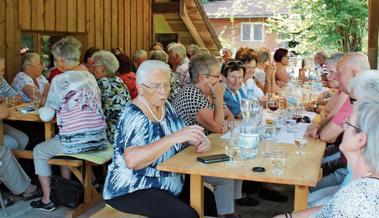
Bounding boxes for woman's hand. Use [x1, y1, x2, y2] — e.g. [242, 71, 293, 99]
[210, 82, 225, 99]
[221, 120, 229, 133]
[194, 137, 211, 153]
[171, 125, 206, 145]
[306, 123, 320, 138]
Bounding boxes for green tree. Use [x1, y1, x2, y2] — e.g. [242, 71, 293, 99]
[267, 0, 368, 53]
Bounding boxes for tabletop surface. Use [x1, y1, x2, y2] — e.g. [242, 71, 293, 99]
[158, 133, 325, 187]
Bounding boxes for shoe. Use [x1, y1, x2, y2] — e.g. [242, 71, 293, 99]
[22, 188, 42, 201]
[236, 196, 259, 206]
[2, 195, 15, 207]
[258, 187, 288, 202]
[219, 213, 241, 218]
[30, 199, 56, 211]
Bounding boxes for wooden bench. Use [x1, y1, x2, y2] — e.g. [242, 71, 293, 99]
[12, 149, 111, 218]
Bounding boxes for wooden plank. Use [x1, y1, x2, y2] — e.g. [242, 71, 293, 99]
[94, 0, 103, 48]
[67, 0, 78, 32]
[368, 0, 379, 69]
[152, 2, 179, 13]
[117, 0, 124, 50]
[103, 0, 111, 50]
[294, 185, 309, 211]
[48, 159, 83, 167]
[136, 0, 143, 50]
[111, 0, 118, 48]
[86, 0, 95, 47]
[190, 175, 204, 218]
[56, 0, 68, 31]
[31, 0, 44, 30]
[77, 0, 86, 32]
[143, 0, 151, 51]
[18, 0, 31, 29]
[124, 0, 131, 56]
[5, 0, 16, 81]
[130, 0, 137, 55]
[0, 0, 5, 59]
[12, 150, 33, 159]
[180, 0, 205, 47]
[44, 0, 56, 31]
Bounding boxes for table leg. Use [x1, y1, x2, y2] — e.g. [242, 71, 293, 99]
[294, 185, 309, 212]
[0, 120, 3, 145]
[44, 122, 55, 140]
[190, 174, 204, 218]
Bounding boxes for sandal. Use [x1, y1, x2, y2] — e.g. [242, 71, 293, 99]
[21, 188, 42, 201]
[2, 195, 15, 207]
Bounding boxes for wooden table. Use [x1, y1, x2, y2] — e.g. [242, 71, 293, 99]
[158, 134, 326, 217]
[0, 104, 55, 144]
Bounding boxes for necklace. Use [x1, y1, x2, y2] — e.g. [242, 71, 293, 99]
[138, 96, 165, 122]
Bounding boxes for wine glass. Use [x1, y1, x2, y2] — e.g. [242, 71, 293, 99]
[271, 148, 286, 176]
[294, 134, 308, 155]
[266, 99, 279, 112]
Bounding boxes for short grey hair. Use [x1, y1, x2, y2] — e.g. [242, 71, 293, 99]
[149, 50, 169, 63]
[314, 51, 328, 59]
[355, 98, 379, 174]
[325, 52, 344, 66]
[132, 50, 147, 60]
[21, 52, 41, 71]
[51, 36, 81, 67]
[339, 52, 371, 74]
[187, 44, 200, 56]
[136, 60, 171, 84]
[168, 43, 186, 59]
[348, 70, 379, 100]
[92, 50, 120, 75]
[189, 54, 221, 84]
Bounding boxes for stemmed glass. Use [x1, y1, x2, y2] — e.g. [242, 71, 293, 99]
[294, 133, 308, 155]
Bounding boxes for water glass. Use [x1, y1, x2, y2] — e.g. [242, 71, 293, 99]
[271, 148, 286, 176]
[239, 132, 259, 160]
[294, 135, 308, 155]
[32, 87, 41, 109]
[226, 121, 241, 164]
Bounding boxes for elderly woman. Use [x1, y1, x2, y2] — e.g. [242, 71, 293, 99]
[30, 37, 108, 211]
[12, 52, 50, 104]
[103, 60, 209, 218]
[91, 50, 131, 144]
[0, 58, 28, 150]
[149, 49, 180, 101]
[116, 54, 138, 99]
[173, 54, 244, 218]
[273, 48, 290, 87]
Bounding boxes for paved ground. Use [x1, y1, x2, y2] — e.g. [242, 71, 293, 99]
[0, 186, 293, 218]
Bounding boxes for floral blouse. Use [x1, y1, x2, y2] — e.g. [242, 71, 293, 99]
[11, 72, 49, 102]
[97, 76, 131, 144]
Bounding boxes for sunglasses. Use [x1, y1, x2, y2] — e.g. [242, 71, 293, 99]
[349, 97, 357, 105]
[225, 60, 244, 67]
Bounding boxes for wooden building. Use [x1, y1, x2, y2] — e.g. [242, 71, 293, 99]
[0, 0, 221, 81]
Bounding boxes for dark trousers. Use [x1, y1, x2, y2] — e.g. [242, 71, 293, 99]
[105, 188, 199, 218]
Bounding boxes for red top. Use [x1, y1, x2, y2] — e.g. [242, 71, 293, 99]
[119, 72, 138, 99]
[49, 68, 63, 83]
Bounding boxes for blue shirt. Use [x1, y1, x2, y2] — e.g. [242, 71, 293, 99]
[224, 87, 246, 117]
[103, 102, 187, 200]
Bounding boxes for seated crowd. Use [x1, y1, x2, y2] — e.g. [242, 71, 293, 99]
[0, 36, 378, 218]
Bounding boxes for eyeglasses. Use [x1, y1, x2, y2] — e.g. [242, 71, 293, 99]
[205, 74, 220, 79]
[225, 60, 244, 67]
[342, 116, 361, 133]
[141, 83, 171, 92]
[349, 97, 357, 105]
[92, 64, 104, 67]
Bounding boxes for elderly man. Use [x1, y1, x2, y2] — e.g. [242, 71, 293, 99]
[132, 49, 147, 71]
[168, 43, 190, 87]
[314, 51, 328, 73]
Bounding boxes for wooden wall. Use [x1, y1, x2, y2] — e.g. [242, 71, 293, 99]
[0, 0, 152, 80]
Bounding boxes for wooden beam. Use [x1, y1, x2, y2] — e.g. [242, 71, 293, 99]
[152, 2, 179, 13]
[179, 0, 205, 47]
[368, 0, 379, 69]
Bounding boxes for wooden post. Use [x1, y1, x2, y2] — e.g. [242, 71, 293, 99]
[190, 174, 204, 218]
[368, 0, 379, 69]
[294, 185, 309, 212]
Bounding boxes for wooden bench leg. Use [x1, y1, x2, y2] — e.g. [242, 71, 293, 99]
[294, 185, 308, 212]
[67, 161, 102, 218]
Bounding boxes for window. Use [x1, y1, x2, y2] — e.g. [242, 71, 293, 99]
[240, 23, 264, 42]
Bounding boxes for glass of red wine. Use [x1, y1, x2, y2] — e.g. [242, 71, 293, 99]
[266, 100, 279, 112]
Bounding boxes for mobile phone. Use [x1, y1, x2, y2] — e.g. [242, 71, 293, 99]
[16, 106, 35, 112]
[197, 154, 230, 164]
[252, 167, 266, 172]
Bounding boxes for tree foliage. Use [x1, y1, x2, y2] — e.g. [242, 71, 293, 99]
[267, 0, 368, 53]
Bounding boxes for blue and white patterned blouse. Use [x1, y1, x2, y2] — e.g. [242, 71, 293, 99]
[103, 101, 187, 200]
[11, 72, 49, 102]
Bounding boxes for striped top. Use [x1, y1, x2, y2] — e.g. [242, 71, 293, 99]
[0, 78, 18, 97]
[103, 102, 187, 200]
[45, 70, 108, 153]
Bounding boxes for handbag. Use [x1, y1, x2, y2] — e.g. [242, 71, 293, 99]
[50, 176, 84, 208]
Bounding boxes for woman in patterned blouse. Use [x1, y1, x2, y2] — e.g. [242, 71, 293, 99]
[103, 60, 210, 218]
[91, 50, 131, 144]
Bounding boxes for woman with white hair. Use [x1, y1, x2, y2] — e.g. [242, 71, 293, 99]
[92, 50, 131, 144]
[31, 37, 108, 211]
[103, 60, 209, 218]
[12, 52, 50, 103]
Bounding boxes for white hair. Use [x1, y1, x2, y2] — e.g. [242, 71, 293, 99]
[136, 60, 171, 84]
[21, 53, 41, 71]
[168, 43, 186, 59]
[92, 50, 119, 75]
[348, 70, 379, 100]
[132, 50, 147, 60]
[51, 36, 81, 67]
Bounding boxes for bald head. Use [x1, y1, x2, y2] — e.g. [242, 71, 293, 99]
[336, 52, 371, 94]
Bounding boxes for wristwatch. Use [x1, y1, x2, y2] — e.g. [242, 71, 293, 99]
[313, 104, 319, 112]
